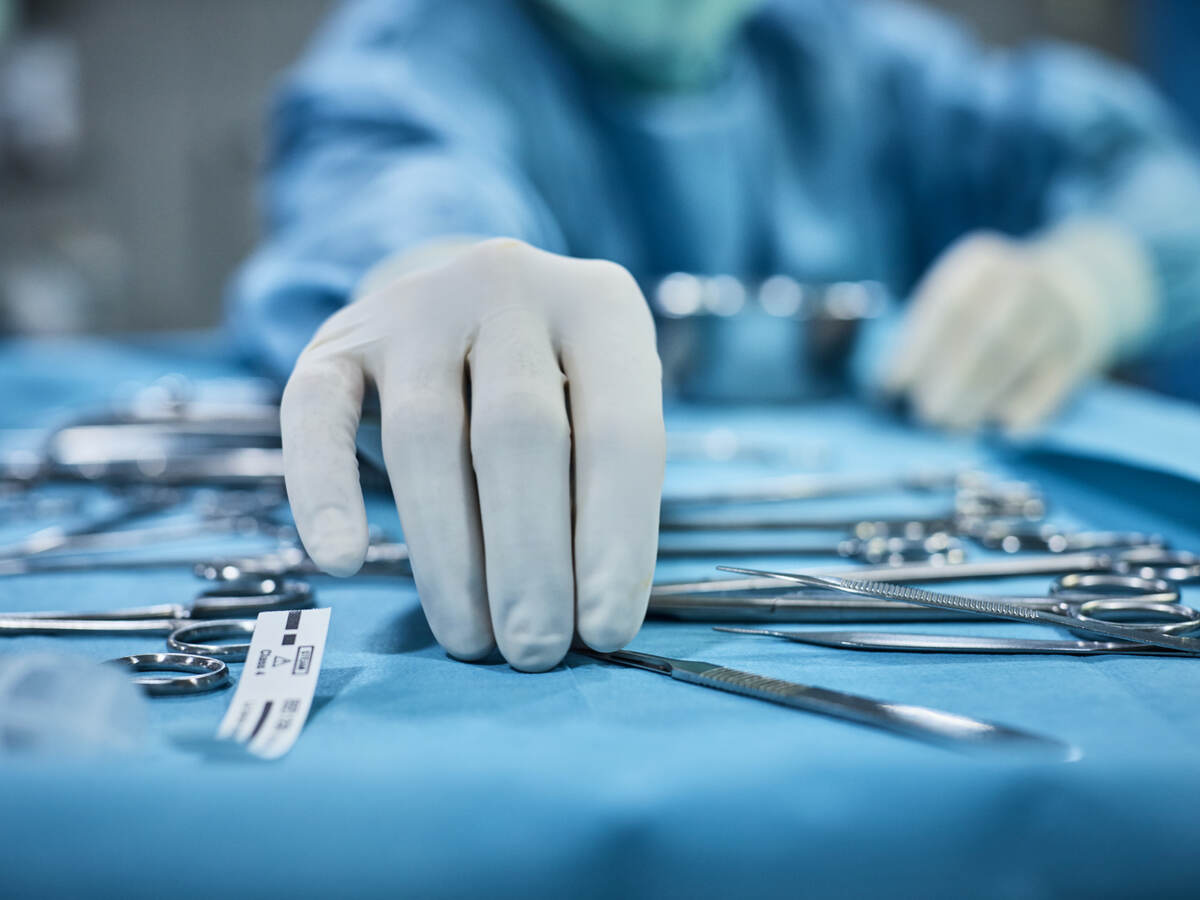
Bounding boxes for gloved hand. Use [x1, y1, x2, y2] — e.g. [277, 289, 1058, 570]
[281, 238, 665, 672]
[882, 221, 1158, 432]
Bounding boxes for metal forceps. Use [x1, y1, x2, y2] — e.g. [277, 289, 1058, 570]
[688, 572, 1187, 627]
[717, 567, 1200, 656]
[717, 572, 1200, 655]
[652, 547, 1200, 605]
[0, 578, 314, 693]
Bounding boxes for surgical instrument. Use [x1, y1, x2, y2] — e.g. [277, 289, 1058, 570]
[970, 521, 1166, 554]
[0, 577, 311, 665]
[4, 616, 261, 663]
[0, 488, 182, 559]
[0, 578, 312, 692]
[195, 542, 412, 581]
[713, 628, 1191, 656]
[651, 548, 1200, 599]
[664, 427, 831, 467]
[717, 568, 1200, 655]
[0, 486, 290, 572]
[0, 539, 411, 580]
[107, 653, 231, 696]
[2, 617, 269, 663]
[659, 512, 957, 539]
[661, 468, 966, 507]
[166, 619, 258, 661]
[0, 577, 313, 622]
[650, 572, 1183, 623]
[574, 647, 1074, 756]
[0, 507, 294, 563]
[655, 533, 964, 565]
[8, 511, 297, 558]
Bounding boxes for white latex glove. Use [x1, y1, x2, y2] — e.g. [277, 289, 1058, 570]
[883, 221, 1158, 432]
[281, 238, 665, 672]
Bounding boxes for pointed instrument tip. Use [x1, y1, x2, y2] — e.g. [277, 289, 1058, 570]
[716, 565, 832, 587]
[715, 565, 774, 577]
[712, 626, 769, 636]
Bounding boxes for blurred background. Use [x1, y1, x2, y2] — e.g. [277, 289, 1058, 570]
[0, 0, 1195, 336]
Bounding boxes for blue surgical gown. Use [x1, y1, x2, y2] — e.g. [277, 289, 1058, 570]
[229, 0, 1200, 383]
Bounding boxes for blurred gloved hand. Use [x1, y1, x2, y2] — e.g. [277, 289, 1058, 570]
[882, 221, 1158, 432]
[281, 238, 665, 672]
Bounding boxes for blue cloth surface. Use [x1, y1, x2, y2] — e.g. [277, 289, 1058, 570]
[229, 0, 1200, 383]
[2, 335, 1200, 899]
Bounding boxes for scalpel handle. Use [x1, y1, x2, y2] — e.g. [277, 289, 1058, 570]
[671, 661, 1072, 755]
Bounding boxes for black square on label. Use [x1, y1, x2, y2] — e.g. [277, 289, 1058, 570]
[282, 633, 297, 646]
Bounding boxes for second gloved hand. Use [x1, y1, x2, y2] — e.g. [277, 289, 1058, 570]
[281, 238, 665, 671]
[882, 221, 1158, 432]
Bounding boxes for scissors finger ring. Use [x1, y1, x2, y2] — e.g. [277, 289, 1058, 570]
[1071, 599, 1200, 636]
[1050, 573, 1180, 605]
[107, 652, 230, 696]
[191, 577, 314, 618]
[1114, 549, 1200, 584]
[168, 619, 257, 661]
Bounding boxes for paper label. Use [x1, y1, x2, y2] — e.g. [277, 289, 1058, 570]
[216, 607, 331, 760]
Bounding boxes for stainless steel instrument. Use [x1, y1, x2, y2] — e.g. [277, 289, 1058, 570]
[576, 646, 1075, 757]
[716, 567, 1200, 656]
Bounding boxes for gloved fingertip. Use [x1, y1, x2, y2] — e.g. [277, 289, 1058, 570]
[504, 638, 570, 673]
[498, 621, 571, 673]
[304, 506, 368, 577]
[577, 604, 641, 654]
[440, 631, 496, 663]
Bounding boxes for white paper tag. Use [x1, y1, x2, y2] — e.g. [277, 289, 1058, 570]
[216, 607, 331, 760]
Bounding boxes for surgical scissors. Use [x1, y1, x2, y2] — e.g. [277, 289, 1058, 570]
[107, 653, 232, 696]
[717, 567, 1200, 655]
[0, 577, 314, 693]
[0, 577, 313, 622]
